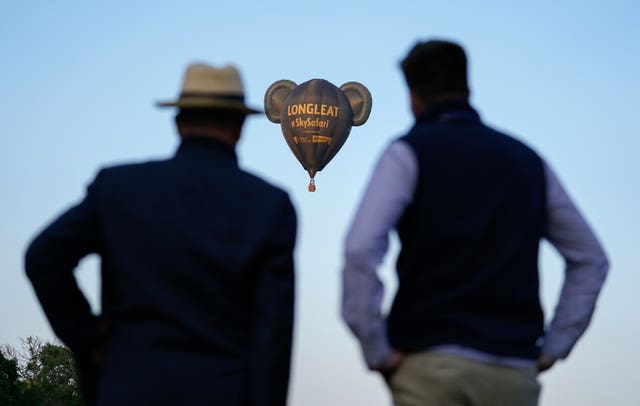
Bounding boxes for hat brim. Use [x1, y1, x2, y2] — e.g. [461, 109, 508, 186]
[156, 97, 262, 115]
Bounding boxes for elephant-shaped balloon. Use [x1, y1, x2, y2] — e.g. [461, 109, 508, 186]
[264, 79, 372, 191]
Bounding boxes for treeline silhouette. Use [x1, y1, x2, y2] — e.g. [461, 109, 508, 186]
[1, 336, 82, 406]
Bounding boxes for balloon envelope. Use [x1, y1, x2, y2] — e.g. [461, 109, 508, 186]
[279, 79, 354, 180]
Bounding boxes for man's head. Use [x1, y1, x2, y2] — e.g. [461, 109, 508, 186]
[400, 40, 470, 116]
[157, 63, 261, 145]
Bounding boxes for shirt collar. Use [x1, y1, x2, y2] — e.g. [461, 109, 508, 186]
[415, 99, 481, 125]
[175, 136, 238, 164]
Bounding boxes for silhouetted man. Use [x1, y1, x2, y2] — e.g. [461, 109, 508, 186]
[26, 63, 297, 406]
[342, 40, 608, 405]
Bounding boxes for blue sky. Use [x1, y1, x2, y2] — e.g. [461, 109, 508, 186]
[1, 1, 638, 404]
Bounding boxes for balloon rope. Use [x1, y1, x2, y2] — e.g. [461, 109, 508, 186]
[308, 178, 316, 192]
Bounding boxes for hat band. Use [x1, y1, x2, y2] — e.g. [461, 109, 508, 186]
[179, 92, 245, 102]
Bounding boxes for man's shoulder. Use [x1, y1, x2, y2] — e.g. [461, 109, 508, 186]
[237, 169, 292, 204]
[401, 121, 541, 159]
[225, 170, 296, 228]
[95, 157, 293, 207]
[89, 158, 174, 192]
[486, 126, 544, 163]
[101, 157, 170, 173]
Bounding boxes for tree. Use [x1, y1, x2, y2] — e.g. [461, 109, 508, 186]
[1, 337, 82, 406]
[0, 351, 21, 406]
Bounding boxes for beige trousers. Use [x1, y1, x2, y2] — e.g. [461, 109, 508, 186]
[388, 352, 540, 406]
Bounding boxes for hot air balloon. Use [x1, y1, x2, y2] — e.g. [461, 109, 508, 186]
[264, 79, 372, 191]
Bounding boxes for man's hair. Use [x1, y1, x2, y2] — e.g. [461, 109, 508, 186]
[175, 108, 246, 129]
[400, 40, 469, 100]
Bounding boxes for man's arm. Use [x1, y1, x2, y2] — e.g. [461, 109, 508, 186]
[540, 162, 609, 369]
[341, 141, 417, 370]
[249, 195, 297, 406]
[24, 171, 106, 357]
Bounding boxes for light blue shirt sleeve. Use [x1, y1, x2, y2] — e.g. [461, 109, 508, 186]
[541, 162, 610, 358]
[341, 140, 418, 368]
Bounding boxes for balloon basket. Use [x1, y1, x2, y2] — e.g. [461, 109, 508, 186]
[308, 178, 316, 192]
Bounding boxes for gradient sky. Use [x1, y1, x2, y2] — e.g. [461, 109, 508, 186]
[2, 1, 638, 405]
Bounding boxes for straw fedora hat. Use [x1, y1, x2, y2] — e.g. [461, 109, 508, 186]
[157, 63, 262, 114]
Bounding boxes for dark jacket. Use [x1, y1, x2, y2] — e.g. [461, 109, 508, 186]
[25, 136, 297, 406]
[389, 100, 546, 359]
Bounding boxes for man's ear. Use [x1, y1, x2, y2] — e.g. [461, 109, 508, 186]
[339, 82, 372, 126]
[264, 80, 297, 123]
[410, 91, 426, 117]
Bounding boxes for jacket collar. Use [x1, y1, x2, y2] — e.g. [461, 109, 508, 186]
[175, 136, 238, 164]
[415, 98, 481, 125]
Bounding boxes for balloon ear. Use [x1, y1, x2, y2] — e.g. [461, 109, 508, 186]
[339, 82, 372, 126]
[264, 80, 297, 123]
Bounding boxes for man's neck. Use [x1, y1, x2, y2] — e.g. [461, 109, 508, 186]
[411, 92, 469, 118]
[179, 127, 239, 147]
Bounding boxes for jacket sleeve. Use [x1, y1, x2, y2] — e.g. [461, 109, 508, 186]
[24, 170, 106, 357]
[249, 194, 297, 406]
